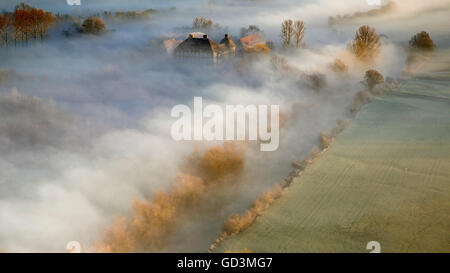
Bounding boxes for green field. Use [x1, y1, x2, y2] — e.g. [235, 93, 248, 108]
[215, 76, 450, 253]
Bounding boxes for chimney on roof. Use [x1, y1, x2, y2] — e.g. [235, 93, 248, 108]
[225, 33, 229, 38]
[203, 34, 208, 39]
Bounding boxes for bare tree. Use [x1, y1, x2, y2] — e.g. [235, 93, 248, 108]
[293, 20, 305, 48]
[192, 17, 213, 30]
[281, 19, 293, 49]
[349, 25, 381, 62]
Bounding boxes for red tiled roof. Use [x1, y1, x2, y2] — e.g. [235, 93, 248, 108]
[239, 34, 265, 47]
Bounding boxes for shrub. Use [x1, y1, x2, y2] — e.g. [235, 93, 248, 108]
[350, 90, 373, 113]
[329, 58, 348, 73]
[319, 132, 331, 150]
[210, 184, 283, 251]
[363, 69, 384, 91]
[291, 158, 308, 171]
[330, 120, 349, 137]
[304, 72, 327, 91]
[309, 146, 320, 159]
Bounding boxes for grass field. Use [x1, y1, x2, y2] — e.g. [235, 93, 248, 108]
[215, 75, 450, 253]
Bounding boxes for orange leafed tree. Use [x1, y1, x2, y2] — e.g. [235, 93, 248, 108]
[81, 17, 107, 35]
[95, 144, 246, 253]
[0, 4, 54, 47]
[349, 25, 381, 62]
[41, 12, 54, 38]
[0, 13, 13, 45]
[409, 31, 435, 51]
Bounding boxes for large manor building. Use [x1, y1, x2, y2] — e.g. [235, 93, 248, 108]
[165, 32, 269, 63]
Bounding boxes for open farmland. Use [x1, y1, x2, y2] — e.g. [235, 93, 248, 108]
[215, 75, 450, 253]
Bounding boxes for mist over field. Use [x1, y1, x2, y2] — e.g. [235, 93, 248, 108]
[0, 0, 449, 252]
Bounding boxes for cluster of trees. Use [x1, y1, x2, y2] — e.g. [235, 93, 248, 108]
[274, 22, 435, 83]
[348, 26, 435, 66]
[280, 19, 305, 49]
[62, 16, 107, 36]
[81, 17, 107, 35]
[278, 22, 383, 62]
[192, 17, 214, 30]
[0, 3, 54, 46]
[240, 25, 261, 38]
[103, 8, 159, 21]
[328, 2, 396, 26]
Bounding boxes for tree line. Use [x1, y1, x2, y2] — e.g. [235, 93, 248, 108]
[0, 3, 54, 47]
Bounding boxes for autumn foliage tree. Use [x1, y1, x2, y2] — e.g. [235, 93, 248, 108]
[81, 17, 107, 35]
[406, 31, 435, 73]
[409, 31, 435, 51]
[96, 144, 245, 253]
[349, 25, 381, 62]
[0, 13, 13, 46]
[0, 3, 54, 47]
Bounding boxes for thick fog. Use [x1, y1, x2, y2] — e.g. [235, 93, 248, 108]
[0, 0, 449, 252]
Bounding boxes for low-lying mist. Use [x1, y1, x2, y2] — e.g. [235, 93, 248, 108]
[0, 0, 449, 252]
